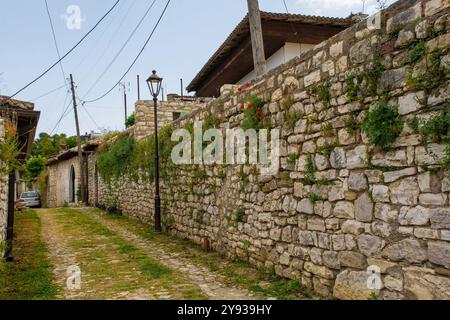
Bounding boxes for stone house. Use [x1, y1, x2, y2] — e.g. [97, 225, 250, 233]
[0, 96, 40, 259]
[133, 94, 212, 140]
[46, 140, 100, 208]
[187, 12, 358, 97]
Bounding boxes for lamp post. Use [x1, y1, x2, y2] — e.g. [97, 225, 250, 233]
[146, 70, 163, 233]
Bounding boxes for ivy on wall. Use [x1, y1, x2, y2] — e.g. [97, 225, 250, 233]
[97, 125, 177, 187]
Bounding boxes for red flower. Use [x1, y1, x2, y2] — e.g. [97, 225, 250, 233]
[245, 82, 251, 88]
[247, 103, 254, 109]
[239, 103, 244, 109]
[237, 86, 243, 92]
[256, 111, 265, 120]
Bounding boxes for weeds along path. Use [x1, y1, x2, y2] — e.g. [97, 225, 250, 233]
[38, 208, 206, 300]
[85, 208, 264, 300]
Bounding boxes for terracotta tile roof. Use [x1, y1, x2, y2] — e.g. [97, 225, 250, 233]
[187, 12, 355, 93]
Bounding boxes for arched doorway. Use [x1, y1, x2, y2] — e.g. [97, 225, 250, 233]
[69, 165, 76, 203]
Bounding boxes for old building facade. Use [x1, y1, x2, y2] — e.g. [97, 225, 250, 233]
[0, 97, 40, 258]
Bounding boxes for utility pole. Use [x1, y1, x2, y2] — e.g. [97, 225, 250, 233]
[120, 82, 129, 125]
[247, 0, 267, 77]
[137, 75, 141, 100]
[70, 74, 86, 205]
[180, 78, 184, 100]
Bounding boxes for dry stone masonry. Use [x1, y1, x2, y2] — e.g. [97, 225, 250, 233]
[83, 0, 449, 299]
[134, 95, 211, 140]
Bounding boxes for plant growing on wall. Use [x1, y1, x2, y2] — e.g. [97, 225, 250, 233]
[361, 101, 404, 149]
[241, 95, 270, 131]
[286, 110, 303, 128]
[412, 109, 450, 168]
[0, 119, 21, 175]
[420, 109, 450, 144]
[97, 124, 177, 188]
[345, 73, 359, 101]
[304, 154, 316, 185]
[361, 46, 386, 97]
[407, 48, 449, 94]
[236, 207, 245, 223]
[97, 136, 135, 184]
[312, 81, 331, 107]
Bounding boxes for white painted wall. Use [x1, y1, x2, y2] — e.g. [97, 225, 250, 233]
[237, 42, 314, 85]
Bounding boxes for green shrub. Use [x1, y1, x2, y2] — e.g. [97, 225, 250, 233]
[345, 73, 359, 101]
[361, 101, 404, 149]
[345, 114, 359, 134]
[312, 81, 331, 106]
[420, 109, 450, 144]
[409, 41, 427, 65]
[24, 155, 47, 180]
[97, 136, 135, 183]
[125, 112, 136, 128]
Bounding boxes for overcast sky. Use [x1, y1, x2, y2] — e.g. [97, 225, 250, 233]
[0, 0, 396, 136]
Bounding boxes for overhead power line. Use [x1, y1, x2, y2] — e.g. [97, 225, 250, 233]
[81, 0, 158, 99]
[30, 83, 67, 101]
[44, 0, 68, 89]
[9, 0, 121, 99]
[50, 96, 73, 135]
[82, 0, 172, 104]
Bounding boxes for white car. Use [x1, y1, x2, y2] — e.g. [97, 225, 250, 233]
[19, 191, 41, 208]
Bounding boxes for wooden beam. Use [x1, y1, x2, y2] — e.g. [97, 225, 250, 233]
[247, 0, 267, 77]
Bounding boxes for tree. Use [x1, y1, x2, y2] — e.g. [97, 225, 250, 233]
[125, 112, 136, 128]
[24, 155, 47, 180]
[32, 132, 78, 158]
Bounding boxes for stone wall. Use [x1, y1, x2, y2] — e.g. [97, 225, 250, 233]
[88, 0, 449, 299]
[0, 118, 8, 256]
[47, 156, 82, 208]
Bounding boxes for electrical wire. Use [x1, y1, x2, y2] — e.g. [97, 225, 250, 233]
[77, 0, 137, 83]
[50, 97, 73, 135]
[81, 0, 172, 104]
[282, 0, 303, 56]
[81, 0, 158, 99]
[29, 83, 67, 101]
[81, 103, 101, 130]
[44, 0, 68, 89]
[9, 0, 121, 99]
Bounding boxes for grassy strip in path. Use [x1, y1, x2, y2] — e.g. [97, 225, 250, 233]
[92, 208, 315, 300]
[56, 208, 206, 300]
[0, 210, 58, 300]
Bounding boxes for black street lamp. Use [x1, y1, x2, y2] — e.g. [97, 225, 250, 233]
[146, 70, 163, 233]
